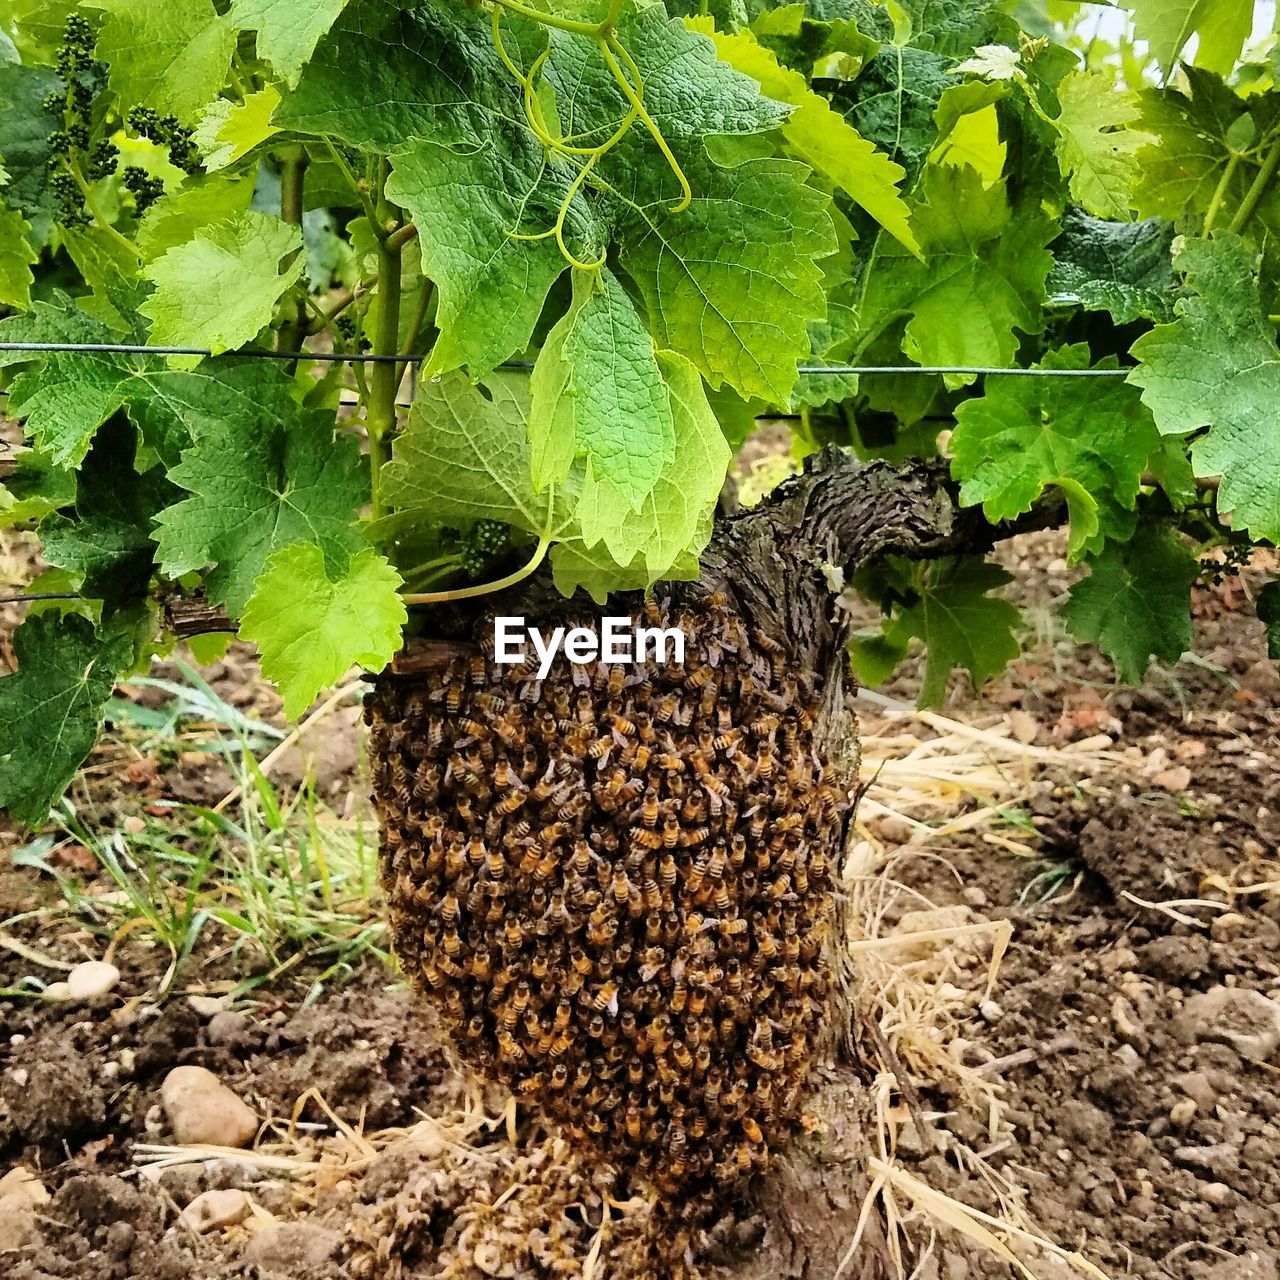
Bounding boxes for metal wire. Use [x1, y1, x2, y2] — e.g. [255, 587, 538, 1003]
[0, 340, 1134, 377]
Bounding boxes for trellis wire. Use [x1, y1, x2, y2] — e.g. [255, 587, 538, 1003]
[0, 340, 1134, 377]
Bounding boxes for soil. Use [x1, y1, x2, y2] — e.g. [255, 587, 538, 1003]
[2, 527, 1279, 1278]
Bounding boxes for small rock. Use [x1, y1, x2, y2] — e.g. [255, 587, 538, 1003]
[1151, 764, 1192, 791]
[161, 1065, 259, 1148]
[243, 1222, 343, 1276]
[1007, 708, 1039, 744]
[1174, 987, 1280, 1062]
[1172, 1142, 1239, 1178]
[0, 1197, 38, 1253]
[1199, 1181, 1234, 1207]
[1169, 1098, 1197, 1128]
[43, 981, 71, 1001]
[207, 1011, 252, 1047]
[0, 1168, 49, 1208]
[187, 995, 228, 1019]
[122, 815, 146, 834]
[1173, 1071, 1218, 1111]
[961, 886, 988, 908]
[66, 960, 121, 1001]
[978, 1000, 1003, 1023]
[179, 1188, 252, 1233]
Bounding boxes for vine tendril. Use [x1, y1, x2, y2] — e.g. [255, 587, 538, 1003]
[488, 1, 691, 268]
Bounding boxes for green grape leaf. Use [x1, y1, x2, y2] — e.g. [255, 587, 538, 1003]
[1064, 524, 1196, 681]
[39, 419, 175, 615]
[556, 350, 730, 592]
[1129, 0, 1252, 77]
[383, 373, 575, 540]
[1257, 580, 1280, 662]
[0, 613, 131, 827]
[548, 266, 675, 506]
[847, 45, 954, 181]
[240, 543, 405, 718]
[135, 174, 257, 262]
[951, 344, 1160, 558]
[1054, 74, 1153, 221]
[851, 558, 1021, 706]
[620, 151, 836, 403]
[861, 164, 1053, 379]
[192, 86, 281, 171]
[140, 212, 305, 360]
[1047, 210, 1176, 324]
[1130, 234, 1280, 541]
[228, 0, 350, 87]
[693, 22, 917, 254]
[0, 206, 36, 308]
[0, 293, 305, 466]
[87, 0, 237, 123]
[0, 61, 59, 220]
[0, 451, 76, 530]
[154, 409, 367, 614]
[285, 0, 798, 380]
[1133, 68, 1280, 235]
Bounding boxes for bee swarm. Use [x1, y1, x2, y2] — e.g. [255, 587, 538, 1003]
[366, 592, 851, 1195]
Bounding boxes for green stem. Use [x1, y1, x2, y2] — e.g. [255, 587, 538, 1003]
[365, 234, 403, 519]
[69, 159, 141, 261]
[1203, 152, 1241, 235]
[402, 537, 551, 605]
[277, 148, 309, 355]
[1228, 138, 1280, 236]
[491, 0, 610, 36]
[327, 138, 381, 232]
[399, 280, 435, 359]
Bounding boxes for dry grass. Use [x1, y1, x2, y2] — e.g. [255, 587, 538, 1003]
[845, 689, 1116, 1279]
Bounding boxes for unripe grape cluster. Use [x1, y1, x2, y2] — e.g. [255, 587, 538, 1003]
[460, 519, 511, 579]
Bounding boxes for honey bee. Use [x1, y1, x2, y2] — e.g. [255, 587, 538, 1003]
[662, 818, 680, 849]
[631, 826, 663, 851]
[591, 981, 619, 1014]
[503, 918, 523, 949]
[654, 693, 677, 724]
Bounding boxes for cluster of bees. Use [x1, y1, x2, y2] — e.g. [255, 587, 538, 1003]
[367, 593, 850, 1195]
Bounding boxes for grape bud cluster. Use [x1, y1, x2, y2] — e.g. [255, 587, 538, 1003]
[126, 107, 202, 175]
[43, 15, 110, 227]
[461, 519, 511, 579]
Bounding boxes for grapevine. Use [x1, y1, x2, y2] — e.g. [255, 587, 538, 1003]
[0, 0, 1272, 859]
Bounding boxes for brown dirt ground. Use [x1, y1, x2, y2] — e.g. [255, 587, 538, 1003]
[1, 530, 1279, 1279]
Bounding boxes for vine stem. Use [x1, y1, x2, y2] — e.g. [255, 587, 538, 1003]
[402, 537, 551, 606]
[1203, 152, 1241, 235]
[69, 158, 141, 262]
[1228, 138, 1280, 236]
[277, 147, 310, 355]
[490, 0, 612, 36]
[366, 223, 403, 520]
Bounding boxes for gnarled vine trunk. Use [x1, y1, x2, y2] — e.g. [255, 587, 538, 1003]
[362, 451, 1023, 1277]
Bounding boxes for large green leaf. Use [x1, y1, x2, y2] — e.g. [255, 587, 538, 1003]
[619, 150, 836, 403]
[0, 61, 60, 220]
[0, 613, 131, 827]
[241, 543, 405, 718]
[154, 409, 367, 613]
[228, 0, 350, 87]
[1054, 74, 1152, 222]
[1128, 0, 1252, 76]
[39, 419, 175, 615]
[860, 164, 1053, 378]
[1047, 211, 1177, 324]
[951, 344, 1160, 557]
[1130, 234, 1280, 542]
[0, 206, 35, 308]
[140, 212, 305, 359]
[87, 0, 236, 122]
[1064, 523, 1196, 681]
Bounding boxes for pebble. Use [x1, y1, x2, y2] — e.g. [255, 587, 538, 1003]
[243, 1222, 344, 1275]
[0, 1168, 49, 1254]
[43, 981, 71, 1001]
[161, 1066, 259, 1148]
[1173, 1142, 1240, 1178]
[122, 815, 146, 834]
[1169, 1098, 1197, 1128]
[979, 999, 1003, 1023]
[187, 995, 228, 1019]
[1174, 1071, 1218, 1111]
[179, 1188, 253, 1233]
[1199, 1181, 1234, 1207]
[1175, 987, 1280, 1062]
[66, 960, 121, 1001]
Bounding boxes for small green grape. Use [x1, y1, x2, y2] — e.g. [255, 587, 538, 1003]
[86, 140, 119, 180]
[42, 91, 66, 115]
